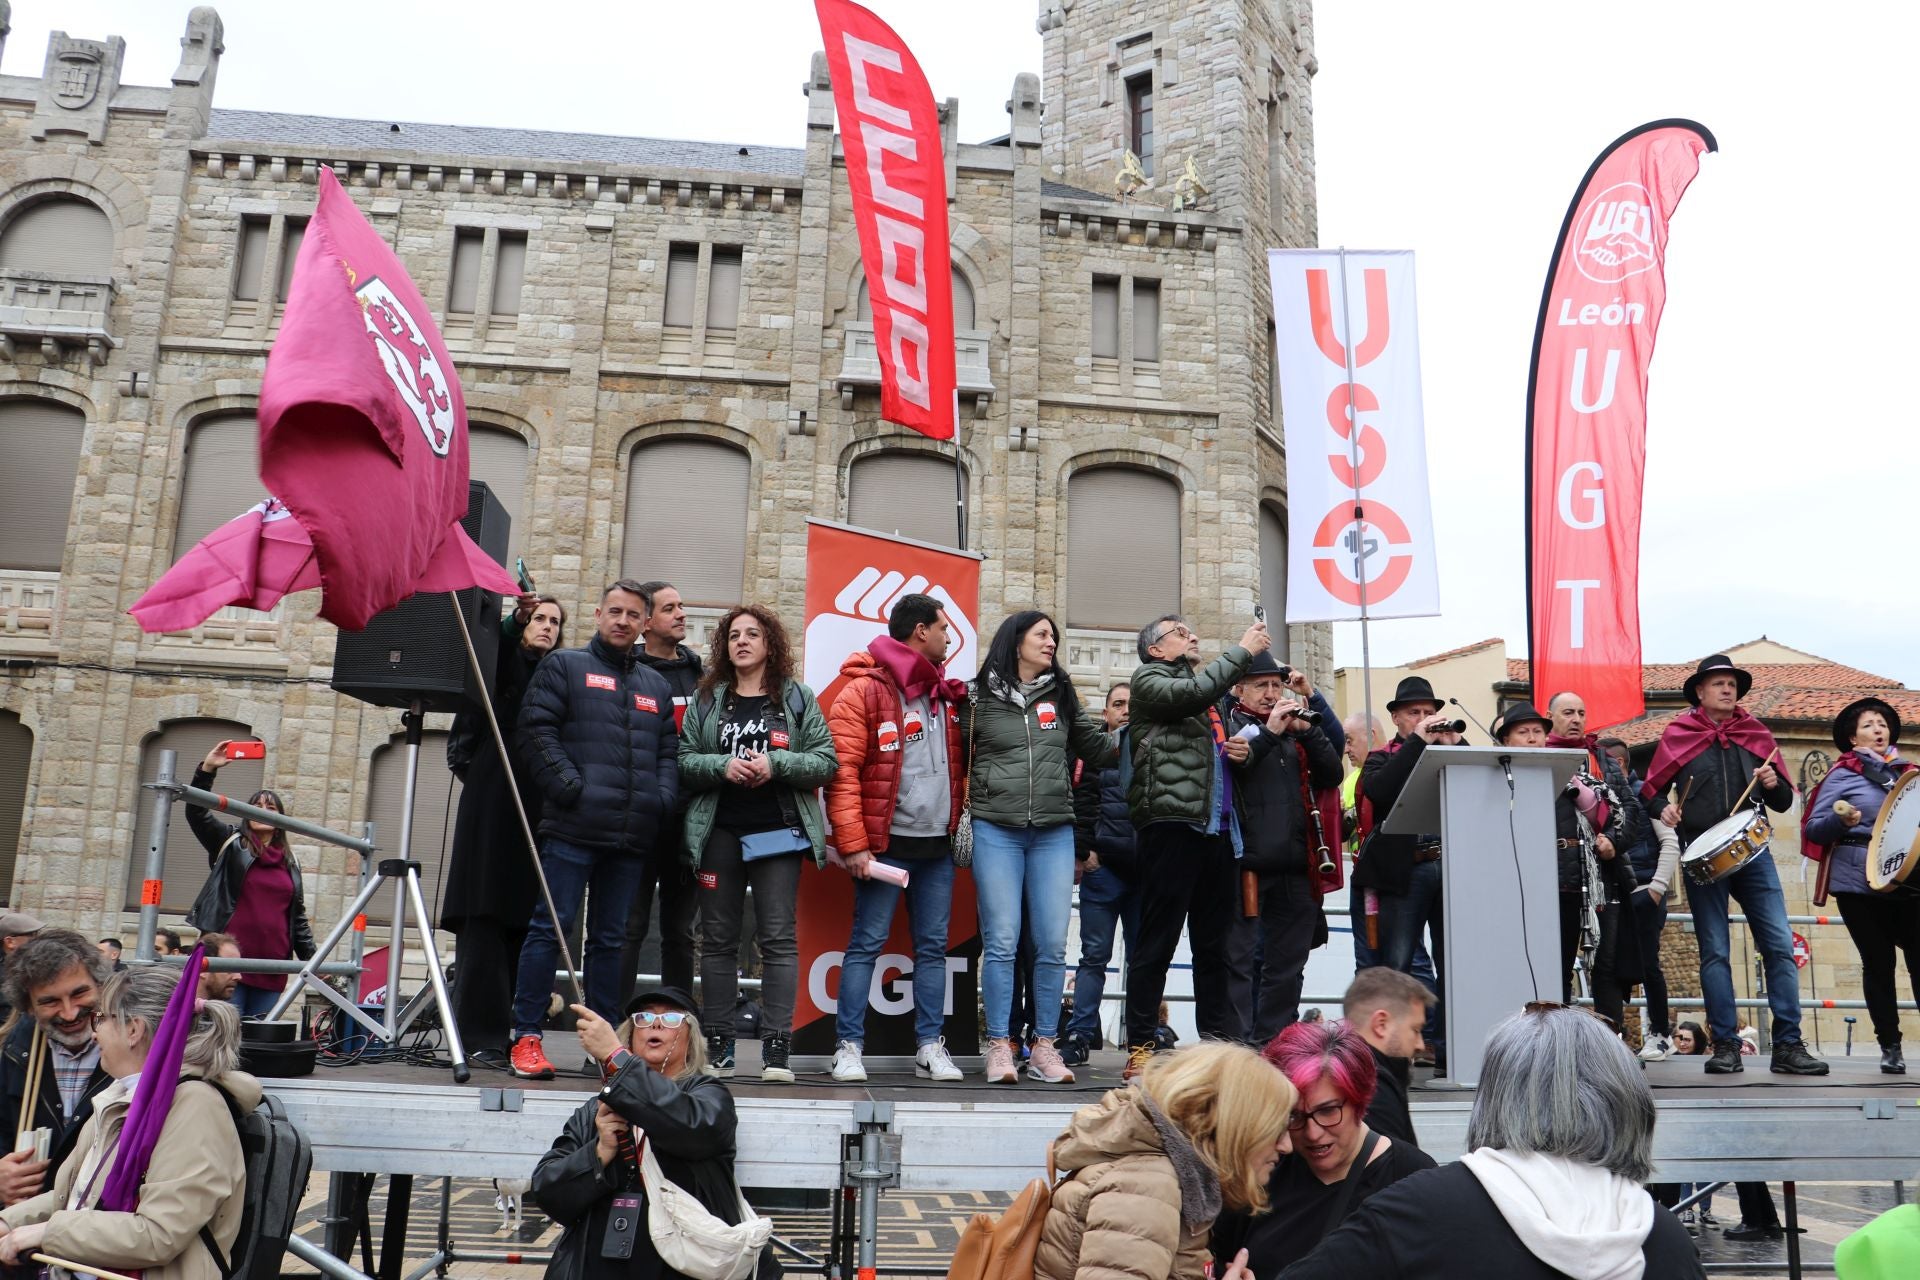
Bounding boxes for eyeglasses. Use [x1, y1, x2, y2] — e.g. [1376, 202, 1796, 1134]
[1287, 1100, 1347, 1132]
[88, 1010, 115, 1030]
[1151, 623, 1194, 647]
[631, 1011, 689, 1029]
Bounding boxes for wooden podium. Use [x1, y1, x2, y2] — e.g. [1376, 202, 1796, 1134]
[1378, 745, 1582, 1086]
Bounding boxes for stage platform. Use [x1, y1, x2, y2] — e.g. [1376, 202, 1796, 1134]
[264, 1032, 1920, 1192]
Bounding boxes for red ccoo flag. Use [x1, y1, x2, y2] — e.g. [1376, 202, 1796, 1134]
[256, 167, 516, 630]
[815, 0, 956, 441]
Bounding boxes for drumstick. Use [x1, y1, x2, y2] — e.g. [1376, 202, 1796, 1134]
[33, 1254, 140, 1280]
[1730, 748, 1784, 815]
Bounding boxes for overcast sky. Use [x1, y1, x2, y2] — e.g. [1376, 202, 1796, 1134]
[16, 2, 1915, 687]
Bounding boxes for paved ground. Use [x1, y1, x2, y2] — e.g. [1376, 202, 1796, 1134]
[282, 1172, 1908, 1278]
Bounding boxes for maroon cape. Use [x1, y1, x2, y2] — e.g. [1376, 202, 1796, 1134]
[1639, 706, 1788, 804]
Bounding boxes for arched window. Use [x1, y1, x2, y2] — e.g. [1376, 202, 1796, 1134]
[0, 711, 31, 905]
[364, 729, 460, 926]
[0, 197, 113, 277]
[126, 719, 263, 912]
[468, 425, 531, 560]
[856, 266, 976, 329]
[622, 438, 750, 606]
[1066, 466, 1181, 630]
[848, 451, 967, 549]
[0, 399, 86, 571]
[1260, 502, 1290, 661]
[172, 414, 265, 562]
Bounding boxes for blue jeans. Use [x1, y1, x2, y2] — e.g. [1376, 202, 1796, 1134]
[973, 820, 1076, 1040]
[1688, 851, 1803, 1046]
[1376, 859, 1445, 1053]
[1065, 866, 1140, 1043]
[835, 853, 957, 1047]
[512, 836, 649, 1041]
[231, 983, 280, 1018]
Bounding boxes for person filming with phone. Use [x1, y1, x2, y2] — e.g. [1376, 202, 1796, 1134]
[183, 741, 316, 1018]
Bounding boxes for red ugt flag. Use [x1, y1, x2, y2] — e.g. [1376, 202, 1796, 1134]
[1525, 120, 1715, 728]
[815, 0, 956, 441]
[258, 167, 516, 630]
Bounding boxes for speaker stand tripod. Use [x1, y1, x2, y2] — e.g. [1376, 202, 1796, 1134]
[270, 704, 469, 1083]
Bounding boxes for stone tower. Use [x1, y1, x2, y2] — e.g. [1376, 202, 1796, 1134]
[1038, 0, 1318, 248]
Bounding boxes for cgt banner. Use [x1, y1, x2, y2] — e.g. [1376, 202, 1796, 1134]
[795, 519, 983, 1060]
[1526, 121, 1716, 728]
[1270, 250, 1439, 623]
[814, 0, 957, 442]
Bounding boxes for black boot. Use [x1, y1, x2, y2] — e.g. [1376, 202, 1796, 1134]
[761, 1033, 794, 1083]
[1705, 1039, 1744, 1074]
[1770, 1040, 1830, 1076]
[1882, 1039, 1906, 1075]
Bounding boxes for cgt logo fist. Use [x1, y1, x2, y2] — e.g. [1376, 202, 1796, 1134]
[805, 567, 979, 702]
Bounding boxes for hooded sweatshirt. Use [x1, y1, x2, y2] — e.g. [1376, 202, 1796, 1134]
[1458, 1148, 1654, 1280]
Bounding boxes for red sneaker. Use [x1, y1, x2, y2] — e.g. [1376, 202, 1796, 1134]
[510, 1035, 556, 1080]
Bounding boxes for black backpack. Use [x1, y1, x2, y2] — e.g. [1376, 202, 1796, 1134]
[192, 1081, 313, 1280]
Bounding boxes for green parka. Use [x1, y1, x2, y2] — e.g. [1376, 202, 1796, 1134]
[1126, 645, 1253, 828]
[679, 678, 838, 866]
[959, 675, 1114, 829]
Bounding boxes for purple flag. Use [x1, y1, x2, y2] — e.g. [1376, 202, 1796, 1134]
[100, 944, 209, 1215]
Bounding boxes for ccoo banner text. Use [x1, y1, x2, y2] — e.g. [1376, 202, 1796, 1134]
[815, 0, 956, 442]
[1270, 249, 1439, 623]
[1526, 120, 1715, 728]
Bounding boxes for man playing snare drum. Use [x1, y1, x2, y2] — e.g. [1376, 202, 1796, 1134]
[1640, 655, 1828, 1076]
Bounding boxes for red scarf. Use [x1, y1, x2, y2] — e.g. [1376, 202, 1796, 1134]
[1639, 706, 1786, 803]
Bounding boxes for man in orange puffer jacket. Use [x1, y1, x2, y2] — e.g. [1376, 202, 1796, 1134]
[824, 593, 968, 1084]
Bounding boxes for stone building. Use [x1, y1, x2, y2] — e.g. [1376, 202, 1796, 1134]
[0, 0, 1326, 945]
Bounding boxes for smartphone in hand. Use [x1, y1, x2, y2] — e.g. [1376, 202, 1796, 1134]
[220, 739, 267, 761]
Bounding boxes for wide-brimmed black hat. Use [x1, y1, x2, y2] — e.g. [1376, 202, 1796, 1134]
[1683, 655, 1753, 707]
[1834, 697, 1902, 752]
[1386, 676, 1442, 714]
[1243, 651, 1286, 679]
[623, 985, 697, 1021]
[1491, 702, 1550, 743]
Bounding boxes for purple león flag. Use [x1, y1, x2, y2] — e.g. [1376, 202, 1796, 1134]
[99, 944, 209, 1215]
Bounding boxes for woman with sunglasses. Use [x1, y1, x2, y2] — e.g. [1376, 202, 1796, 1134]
[1212, 1020, 1433, 1273]
[184, 743, 316, 1018]
[533, 985, 773, 1280]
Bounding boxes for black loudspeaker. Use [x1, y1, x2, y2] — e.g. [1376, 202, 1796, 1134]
[331, 481, 509, 714]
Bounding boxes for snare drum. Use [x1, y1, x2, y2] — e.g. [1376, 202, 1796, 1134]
[1681, 807, 1773, 887]
[1866, 770, 1920, 891]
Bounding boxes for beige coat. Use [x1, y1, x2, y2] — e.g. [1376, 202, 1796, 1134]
[1034, 1088, 1218, 1280]
[0, 1069, 260, 1280]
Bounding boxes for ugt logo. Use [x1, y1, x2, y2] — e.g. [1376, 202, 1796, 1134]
[354, 275, 455, 457]
[1574, 182, 1657, 284]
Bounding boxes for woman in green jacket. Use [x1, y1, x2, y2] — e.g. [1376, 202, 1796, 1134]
[962, 610, 1114, 1085]
[680, 604, 837, 1085]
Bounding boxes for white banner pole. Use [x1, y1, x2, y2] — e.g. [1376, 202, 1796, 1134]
[1335, 245, 1375, 727]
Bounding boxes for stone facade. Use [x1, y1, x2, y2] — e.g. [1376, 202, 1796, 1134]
[0, 1, 1326, 941]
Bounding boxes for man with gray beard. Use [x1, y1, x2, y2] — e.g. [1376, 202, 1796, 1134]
[0, 930, 114, 1205]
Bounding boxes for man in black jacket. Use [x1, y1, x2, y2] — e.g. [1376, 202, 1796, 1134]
[1356, 676, 1464, 1072]
[617, 580, 701, 1011]
[1342, 966, 1434, 1148]
[1060, 683, 1137, 1067]
[1640, 656, 1825, 1077]
[1224, 652, 1344, 1043]
[0, 931, 113, 1207]
[508, 580, 681, 1081]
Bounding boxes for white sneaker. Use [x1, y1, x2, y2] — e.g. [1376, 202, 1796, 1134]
[831, 1040, 868, 1083]
[916, 1038, 963, 1082]
[1639, 1035, 1672, 1062]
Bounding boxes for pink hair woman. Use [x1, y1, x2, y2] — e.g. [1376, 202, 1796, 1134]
[1211, 1019, 1436, 1274]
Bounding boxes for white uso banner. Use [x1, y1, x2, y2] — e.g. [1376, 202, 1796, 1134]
[1270, 249, 1439, 623]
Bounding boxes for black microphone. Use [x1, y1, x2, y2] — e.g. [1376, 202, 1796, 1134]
[1449, 697, 1494, 741]
[1497, 753, 1516, 790]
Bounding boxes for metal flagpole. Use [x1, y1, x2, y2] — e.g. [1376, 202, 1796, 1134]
[951, 391, 967, 549]
[447, 593, 587, 1008]
[1334, 246, 1376, 729]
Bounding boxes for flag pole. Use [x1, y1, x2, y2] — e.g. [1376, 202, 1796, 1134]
[447, 594, 587, 1009]
[951, 392, 967, 550]
[1335, 246, 1376, 730]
